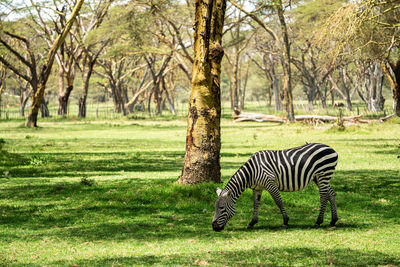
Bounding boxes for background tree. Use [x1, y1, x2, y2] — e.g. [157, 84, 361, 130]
[0, 0, 84, 126]
[320, 0, 400, 115]
[229, 0, 295, 121]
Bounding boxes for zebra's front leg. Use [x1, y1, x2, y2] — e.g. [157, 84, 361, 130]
[267, 183, 289, 229]
[247, 190, 262, 229]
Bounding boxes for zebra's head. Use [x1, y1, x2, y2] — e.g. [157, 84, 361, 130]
[212, 188, 235, 231]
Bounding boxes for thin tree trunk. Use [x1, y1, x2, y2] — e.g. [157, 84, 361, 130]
[240, 59, 250, 110]
[232, 26, 240, 110]
[40, 98, 50, 118]
[381, 60, 400, 116]
[162, 77, 176, 115]
[58, 85, 73, 116]
[78, 72, 89, 118]
[57, 69, 65, 115]
[20, 88, 31, 117]
[179, 0, 226, 184]
[277, 0, 295, 122]
[232, 57, 239, 110]
[0, 80, 4, 118]
[272, 68, 282, 111]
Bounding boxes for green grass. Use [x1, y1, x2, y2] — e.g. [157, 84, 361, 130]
[0, 118, 400, 266]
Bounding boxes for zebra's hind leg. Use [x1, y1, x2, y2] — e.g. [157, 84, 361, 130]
[266, 183, 289, 229]
[248, 190, 262, 229]
[327, 186, 338, 227]
[315, 182, 330, 228]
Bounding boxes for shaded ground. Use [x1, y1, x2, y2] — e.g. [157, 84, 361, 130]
[0, 120, 399, 266]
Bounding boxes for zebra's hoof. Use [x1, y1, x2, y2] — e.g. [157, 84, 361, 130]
[330, 218, 338, 227]
[247, 224, 254, 229]
[281, 224, 289, 229]
[315, 223, 321, 228]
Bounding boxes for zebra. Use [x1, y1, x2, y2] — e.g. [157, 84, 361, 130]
[212, 143, 338, 231]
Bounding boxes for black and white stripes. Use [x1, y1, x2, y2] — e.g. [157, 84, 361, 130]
[212, 143, 338, 231]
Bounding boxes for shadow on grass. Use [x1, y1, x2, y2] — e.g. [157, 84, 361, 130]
[49, 247, 400, 266]
[0, 167, 399, 243]
[1, 150, 185, 178]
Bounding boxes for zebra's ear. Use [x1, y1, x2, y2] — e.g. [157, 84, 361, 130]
[221, 190, 231, 198]
[216, 188, 223, 196]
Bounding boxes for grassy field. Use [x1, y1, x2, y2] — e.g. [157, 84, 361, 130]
[0, 117, 399, 266]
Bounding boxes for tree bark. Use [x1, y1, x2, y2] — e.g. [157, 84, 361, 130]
[179, 0, 226, 185]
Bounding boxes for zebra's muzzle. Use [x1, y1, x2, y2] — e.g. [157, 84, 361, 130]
[212, 221, 224, 232]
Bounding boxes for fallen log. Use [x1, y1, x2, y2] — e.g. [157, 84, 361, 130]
[233, 112, 285, 123]
[378, 113, 395, 123]
[232, 109, 381, 124]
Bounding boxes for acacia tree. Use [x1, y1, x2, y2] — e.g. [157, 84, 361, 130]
[25, 0, 83, 127]
[322, 0, 400, 116]
[229, 0, 295, 121]
[73, 0, 112, 118]
[223, 4, 254, 111]
[251, 35, 282, 110]
[0, 0, 84, 127]
[27, 1, 80, 116]
[179, 0, 227, 184]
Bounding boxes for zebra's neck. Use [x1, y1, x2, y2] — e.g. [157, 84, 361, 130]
[224, 162, 252, 203]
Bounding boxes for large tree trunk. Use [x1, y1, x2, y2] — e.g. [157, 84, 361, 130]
[276, 0, 295, 122]
[25, 0, 84, 127]
[179, 0, 226, 185]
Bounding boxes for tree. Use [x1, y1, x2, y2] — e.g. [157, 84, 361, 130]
[179, 0, 227, 184]
[0, 0, 84, 127]
[223, 3, 254, 111]
[251, 36, 282, 110]
[321, 0, 400, 115]
[229, 0, 295, 121]
[28, 1, 81, 116]
[75, 0, 112, 118]
[25, 0, 84, 127]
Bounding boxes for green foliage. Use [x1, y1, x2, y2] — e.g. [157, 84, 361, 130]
[0, 118, 399, 265]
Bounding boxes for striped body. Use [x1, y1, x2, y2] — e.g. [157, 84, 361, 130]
[228, 143, 338, 195]
[212, 143, 339, 231]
